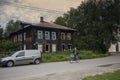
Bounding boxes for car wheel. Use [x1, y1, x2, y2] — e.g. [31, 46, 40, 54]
[7, 61, 14, 67]
[34, 59, 40, 64]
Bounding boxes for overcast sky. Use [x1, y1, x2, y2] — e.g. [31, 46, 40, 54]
[0, 0, 83, 28]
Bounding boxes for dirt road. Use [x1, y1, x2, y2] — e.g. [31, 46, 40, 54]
[0, 54, 120, 80]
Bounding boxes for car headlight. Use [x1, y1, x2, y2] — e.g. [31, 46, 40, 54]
[0, 58, 4, 62]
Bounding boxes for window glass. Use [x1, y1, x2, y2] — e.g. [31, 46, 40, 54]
[52, 32, 56, 40]
[61, 32, 65, 40]
[16, 51, 25, 57]
[37, 30, 43, 39]
[45, 31, 50, 40]
[45, 44, 50, 52]
[24, 32, 26, 40]
[20, 34, 22, 41]
[18, 34, 22, 41]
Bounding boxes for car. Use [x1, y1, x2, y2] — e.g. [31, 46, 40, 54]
[0, 50, 41, 67]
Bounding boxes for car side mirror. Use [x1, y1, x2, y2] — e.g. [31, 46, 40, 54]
[16, 55, 19, 57]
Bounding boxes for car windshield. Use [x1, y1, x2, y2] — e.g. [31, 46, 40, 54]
[11, 51, 19, 57]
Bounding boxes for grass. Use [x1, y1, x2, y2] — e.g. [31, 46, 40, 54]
[41, 50, 110, 63]
[42, 51, 71, 62]
[82, 70, 120, 80]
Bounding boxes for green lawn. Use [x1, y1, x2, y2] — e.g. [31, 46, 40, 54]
[83, 70, 120, 80]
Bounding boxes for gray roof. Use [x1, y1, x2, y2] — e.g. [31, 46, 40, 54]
[22, 21, 75, 31]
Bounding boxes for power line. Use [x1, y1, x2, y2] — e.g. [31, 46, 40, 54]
[2, 1, 64, 14]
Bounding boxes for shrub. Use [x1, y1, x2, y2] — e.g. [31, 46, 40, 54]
[41, 50, 110, 63]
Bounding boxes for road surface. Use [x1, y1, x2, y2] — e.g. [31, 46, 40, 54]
[0, 54, 120, 80]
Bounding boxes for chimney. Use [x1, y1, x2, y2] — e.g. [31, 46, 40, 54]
[40, 17, 44, 23]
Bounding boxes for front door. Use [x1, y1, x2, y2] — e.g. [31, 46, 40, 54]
[52, 44, 56, 52]
[38, 44, 43, 52]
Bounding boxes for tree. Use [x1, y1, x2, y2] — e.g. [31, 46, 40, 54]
[0, 25, 3, 40]
[54, 16, 66, 26]
[0, 40, 19, 52]
[55, 0, 120, 53]
[5, 20, 21, 38]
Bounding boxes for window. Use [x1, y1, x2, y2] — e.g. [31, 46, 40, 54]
[45, 31, 50, 40]
[37, 30, 43, 39]
[52, 32, 56, 40]
[45, 44, 50, 52]
[16, 51, 25, 57]
[68, 44, 72, 50]
[67, 33, 71, 40]
[61, 32, 65, 40]
[18, 34, 22, 41]
[13, 35, 17, 42]
[24, 32, 26, 40]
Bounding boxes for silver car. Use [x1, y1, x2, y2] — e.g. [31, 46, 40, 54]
[0, 50, 41, 67]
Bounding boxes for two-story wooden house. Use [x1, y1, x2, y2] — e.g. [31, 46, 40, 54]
[10, 17, 75, 52]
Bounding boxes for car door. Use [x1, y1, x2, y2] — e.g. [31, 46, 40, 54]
[15, 51, 26, 65]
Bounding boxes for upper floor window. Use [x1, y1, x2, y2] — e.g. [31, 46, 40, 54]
[67, 33, 71, 40]
[61, 32, 65, 40]
[45, 31, 50, 40]
[52, 32, 56, 40]
[37, 30, 43, 39]
[24, 32, 26, 40]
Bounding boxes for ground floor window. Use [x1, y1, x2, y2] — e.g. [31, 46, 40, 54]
[68, 44, 72, 50]
[45, 44, 50, 52]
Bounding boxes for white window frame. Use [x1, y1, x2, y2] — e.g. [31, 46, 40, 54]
[18, 34, 22, 41]
[37, 30, 43, 39]
[24, 32, 26, 40]
[52, 32, 56, 40]
[20, 34, 22, 41]
[67, 33, 71, 40]
[45, 31, 50, 40]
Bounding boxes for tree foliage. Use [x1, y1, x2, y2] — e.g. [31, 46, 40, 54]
[5, 20, 21, 38]
[0, 25, 3, 40]
[54, 0, 120, 53]
[0, 40, 19, 52]
[0, 20, 21, 52]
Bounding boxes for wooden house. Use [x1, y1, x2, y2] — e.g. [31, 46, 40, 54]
[10, 17, 75, 52]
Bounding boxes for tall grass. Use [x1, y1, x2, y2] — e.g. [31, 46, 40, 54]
[42, 50, 110, 63]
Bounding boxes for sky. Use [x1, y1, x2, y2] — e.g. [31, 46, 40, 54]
[0, 0, 83, 29]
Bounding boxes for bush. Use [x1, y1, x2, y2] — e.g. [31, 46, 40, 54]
[41, 50, 110, 63]
[0, 40, 19, 52]
[42, 51, 72, 62]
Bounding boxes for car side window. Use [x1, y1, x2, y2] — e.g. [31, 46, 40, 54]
[16, 51, 25, 57]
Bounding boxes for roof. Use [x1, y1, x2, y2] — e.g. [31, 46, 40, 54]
[20, 21, 75, 31]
